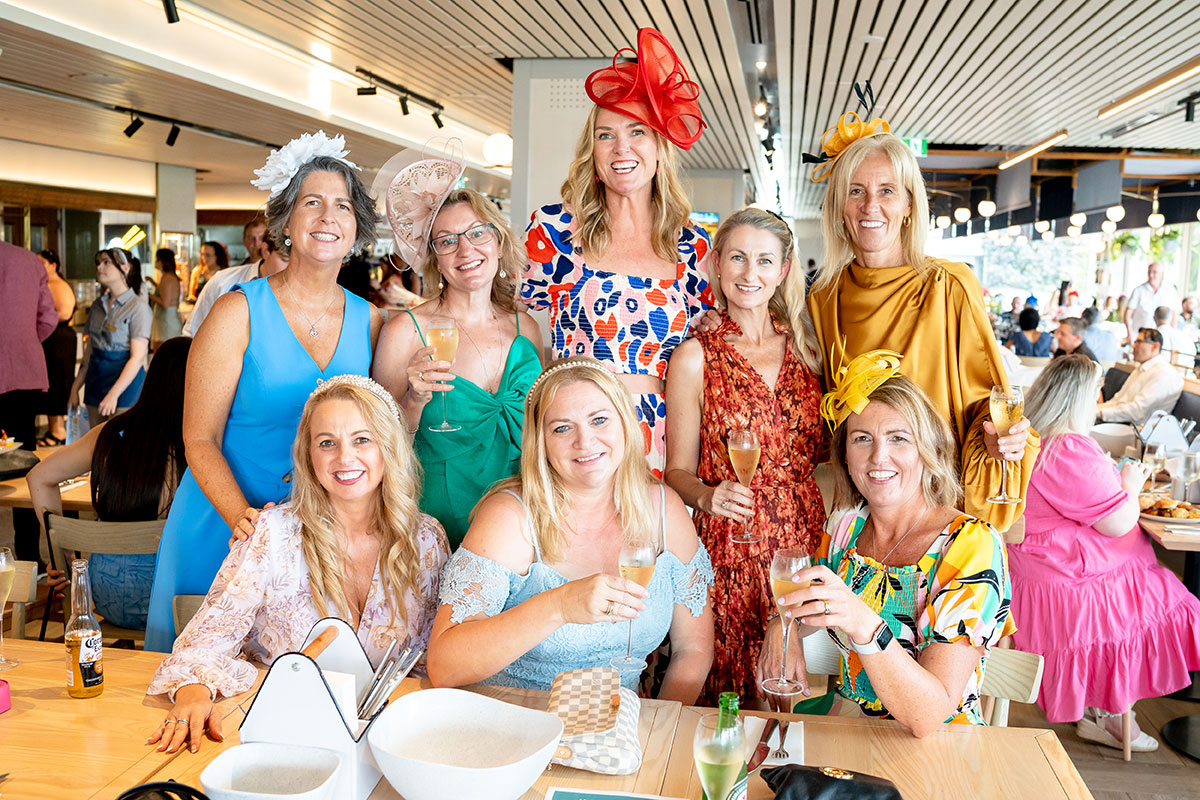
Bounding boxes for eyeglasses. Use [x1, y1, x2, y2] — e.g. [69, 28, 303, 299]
[430, 223, 497, 255]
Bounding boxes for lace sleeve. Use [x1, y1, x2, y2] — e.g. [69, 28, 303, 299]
[438, 547, 513, 625]
[670, 541, 714, 617]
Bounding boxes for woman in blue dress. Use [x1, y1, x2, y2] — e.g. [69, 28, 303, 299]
[145, 132, 385, 651]
[427, 357, 714, 702]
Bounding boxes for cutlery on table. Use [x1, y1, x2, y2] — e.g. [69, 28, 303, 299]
[765, 692, 792, 761]
[747, 716, 779, 771]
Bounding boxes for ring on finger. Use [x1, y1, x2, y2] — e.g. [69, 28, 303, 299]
[175, 718, 189, 725]
[822, 601, 831, 615]
[419, 371, 425, 381]
[721, 500, 729, 510]
[603, 599, 615, 617]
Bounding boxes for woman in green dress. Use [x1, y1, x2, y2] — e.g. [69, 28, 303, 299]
[375, 184, 542, 549]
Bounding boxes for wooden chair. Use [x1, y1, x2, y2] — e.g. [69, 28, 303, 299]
[1016, 355, 1051, 368]
[172, 594, 206, 637]
[46, 514, 165, 647]
[801, 628, 842, 676]
[4, 560, 39, 640]
[978, 646, 1044, 728]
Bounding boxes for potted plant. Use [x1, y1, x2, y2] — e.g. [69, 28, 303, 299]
[1150, 228, 1182, 259]
[1110, 232, 1141, 260]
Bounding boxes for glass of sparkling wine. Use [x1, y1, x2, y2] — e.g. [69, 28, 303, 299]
[694, 712, 745, 800]
[728, 429, 762, 543]
[1143, 443, 1167, 496]
[611, 541, 659, 671]
[0, 547, 19, 669]
[427, 318, 461, 433]
[987, 385, 1023, 505]
[1179, 452, 1200, 501]
[761, 548, 812, 696]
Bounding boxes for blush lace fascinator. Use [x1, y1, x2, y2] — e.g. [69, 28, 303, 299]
[373, 139, 466, 267]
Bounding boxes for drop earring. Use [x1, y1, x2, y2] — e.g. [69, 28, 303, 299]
[438, 275, 444, 290]
[499, 266, 507, 278]
[284, 236, 291, 246]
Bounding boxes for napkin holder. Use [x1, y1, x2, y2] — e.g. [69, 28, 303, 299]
[1138, 411, 1188, 455]
[239, 618, 381, 800]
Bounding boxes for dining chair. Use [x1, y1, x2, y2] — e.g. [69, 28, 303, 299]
[45, 514, 165, 647]
[978, 645, 1044, 728]
[172, 594, 206, 637]
[800, 628, 842, 676]
[5, 560, 39, 640]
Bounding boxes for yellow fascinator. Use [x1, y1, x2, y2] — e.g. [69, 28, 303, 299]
[819, 347, 903, 431]
[803, 81, 890, 183]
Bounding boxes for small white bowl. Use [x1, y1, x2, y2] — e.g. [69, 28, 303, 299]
[368, 688, 563, 800]
[1090, 422, 1137, 458]
[200, 742, 342, 800]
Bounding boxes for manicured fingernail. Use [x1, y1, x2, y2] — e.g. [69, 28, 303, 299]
[803, 688, 811, 696]
[191, 745, 198, 753]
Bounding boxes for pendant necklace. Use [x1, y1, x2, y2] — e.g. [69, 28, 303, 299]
[283, 276, 337, 339]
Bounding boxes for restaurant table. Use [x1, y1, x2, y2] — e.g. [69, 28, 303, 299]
[1141, 519, 1200, 761]
[0, 445, 93, 512]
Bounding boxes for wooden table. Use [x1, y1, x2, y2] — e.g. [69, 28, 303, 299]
[663, 707, 1094, 799]
[0, 446, 93, 512]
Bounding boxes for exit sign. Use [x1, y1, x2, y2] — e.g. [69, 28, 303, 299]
[903, 138, 927, 157]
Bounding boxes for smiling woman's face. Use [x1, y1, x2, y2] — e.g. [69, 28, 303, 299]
[841, 151, 911, 267]
[541, 380, 625, 492]
[844, 400, 924, 512]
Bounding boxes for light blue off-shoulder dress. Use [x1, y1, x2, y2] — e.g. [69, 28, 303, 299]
[144, 278, 373, 652]
[438, 486, 714, 690]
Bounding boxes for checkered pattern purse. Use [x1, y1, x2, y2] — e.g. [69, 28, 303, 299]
[546, 667, 642, 775]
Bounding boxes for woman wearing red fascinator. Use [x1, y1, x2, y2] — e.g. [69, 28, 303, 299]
[523, 28, 713, 478]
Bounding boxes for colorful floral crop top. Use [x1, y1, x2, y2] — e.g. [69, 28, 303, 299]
[523, 203, 713, 380]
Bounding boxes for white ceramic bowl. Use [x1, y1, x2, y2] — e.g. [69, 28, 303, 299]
[368, 688, 564, 800]
[199, 742, 342, 800]
[1090, 422, 1137, 458]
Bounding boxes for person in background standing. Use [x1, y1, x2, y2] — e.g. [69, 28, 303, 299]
[1080, 307, 1121, 363]
[189, 240, 229, 302]
[239, 219, 267, 265]
[1109, 294, 1128, 325]
[149, 248, 183, 349]
[1125, 262, 1179, 345]
[183, 237, 287, 337]
[37, 249, 77, 446]
[0, 239, 57, 565]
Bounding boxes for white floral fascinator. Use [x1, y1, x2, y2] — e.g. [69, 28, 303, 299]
[372, 138, 466, 267]
[251, 130, 360, 199]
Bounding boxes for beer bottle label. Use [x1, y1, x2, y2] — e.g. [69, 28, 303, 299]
[79, 634, 103, 687]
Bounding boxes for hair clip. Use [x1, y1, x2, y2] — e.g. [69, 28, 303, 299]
[309, 374, 401, 420]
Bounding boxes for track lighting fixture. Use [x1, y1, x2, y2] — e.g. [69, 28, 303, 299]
[432, 111, 443, 129]
[400, 95, 409, 115]
[356, 86, 377, 96]
[166, 124, 180, 146]
[124, 114, 144, 137]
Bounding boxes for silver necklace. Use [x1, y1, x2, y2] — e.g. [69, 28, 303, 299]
[283, 276, 337, 339]
[441, 303, 503, 392]
[866, 507, 929, 565]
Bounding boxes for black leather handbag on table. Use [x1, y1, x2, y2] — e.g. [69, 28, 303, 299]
[115, 781, 209, 800]
[761, 764, 903, 800]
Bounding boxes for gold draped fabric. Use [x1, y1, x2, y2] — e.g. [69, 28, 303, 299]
[808, 258, 1039, 531]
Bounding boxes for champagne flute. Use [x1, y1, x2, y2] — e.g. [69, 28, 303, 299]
[427, 318, 461, 433]
[761, 548, 811, 696]
[0, 547, 19, 670]
[727, 429, 762, 543]
[611, 541, 660, 671]
[1143, 443, 1166, 496]
[1179, 452, 1200, 501]
[693, 713, 745, 800]
[987, 385, 1024, 505]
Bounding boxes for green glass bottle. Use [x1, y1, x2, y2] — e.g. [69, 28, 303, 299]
[700, 692, 749, 800]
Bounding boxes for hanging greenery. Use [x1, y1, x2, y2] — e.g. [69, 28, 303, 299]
[1110, 232, 1142, 260]
[1149, 227, 1182, 260]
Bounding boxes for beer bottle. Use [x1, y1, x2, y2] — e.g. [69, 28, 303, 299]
[65, 559, 103, 698]
[702, 691, 749, 800]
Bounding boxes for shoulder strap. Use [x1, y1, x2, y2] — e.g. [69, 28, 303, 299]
[659, 483, 667, 552]
[403, 308, 428, 347]
[500, 488, 541, 561]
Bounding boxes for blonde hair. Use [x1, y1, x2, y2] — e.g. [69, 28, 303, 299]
[814, 133, 932, 294]
[828, 375, 962, 511]
[710, 208, 821, 374]
[289, 381, 425, 627]
[486, 357, 656, 563]
[419, 188, 520, 314]
[1025, 354, 1101, 441]
[561, 105, 693, 263]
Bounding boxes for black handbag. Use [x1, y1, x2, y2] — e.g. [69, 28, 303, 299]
[115, 781, 209, 800]
[762, 763, 903, 800]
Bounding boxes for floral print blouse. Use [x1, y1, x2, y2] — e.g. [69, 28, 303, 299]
[147, 504, 449, 700]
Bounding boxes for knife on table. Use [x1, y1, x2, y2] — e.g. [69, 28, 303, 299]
[747, 716, 779, 772]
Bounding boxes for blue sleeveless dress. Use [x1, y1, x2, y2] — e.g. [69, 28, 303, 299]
[144, 279, 373, 652]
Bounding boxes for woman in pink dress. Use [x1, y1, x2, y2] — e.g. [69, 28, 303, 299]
[1012, 354, 1200, 753]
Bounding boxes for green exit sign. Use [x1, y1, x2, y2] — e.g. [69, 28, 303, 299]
[903, 138, 927, 157]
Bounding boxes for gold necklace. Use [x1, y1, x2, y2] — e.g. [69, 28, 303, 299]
[283, 276, 338, 339]
[865, 507, 929, 565]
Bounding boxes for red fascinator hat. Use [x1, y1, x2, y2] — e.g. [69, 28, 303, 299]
[585, 28, 706, 150]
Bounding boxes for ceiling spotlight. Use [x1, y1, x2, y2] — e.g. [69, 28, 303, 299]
[123, 115, 144, 137]
[356, 86, 377, 96]
[162, 0, 180, 23]
[399, 95, 410, 115]
[1148, 212, 1165, 230]
[1069, 212, 1087, 227]
[756, 60, 767, 71]
[754, 85, 768, 118]
[432, 110, 444, 129]
[977, 199, 996, 217]
[1101, 219, 1117, 234]
[166, 124, 180, 146]
[1034, 220, 1051, 233]
[1042, 229, 1056, 242]
[954, 207, 971, 223]
[1105, 205, 1126, 222]
[936, 215, 951, 229]
[1067, 225, 1082, 238]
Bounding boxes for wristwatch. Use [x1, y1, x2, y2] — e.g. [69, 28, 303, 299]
[849, 620, 893, 655]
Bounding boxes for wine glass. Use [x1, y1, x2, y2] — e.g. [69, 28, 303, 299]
[987, 385, 1024, 505]
[761, 548, 812, 696]
[727, 429, 762, 543]
[427, 318, 460, 433]
[1143, 443, 1166, 496]
[610, 540, 660, 672]
[1179, 453, 1200, 501]
[693, 713, 745, 800]
[0, 547, 19, 670]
